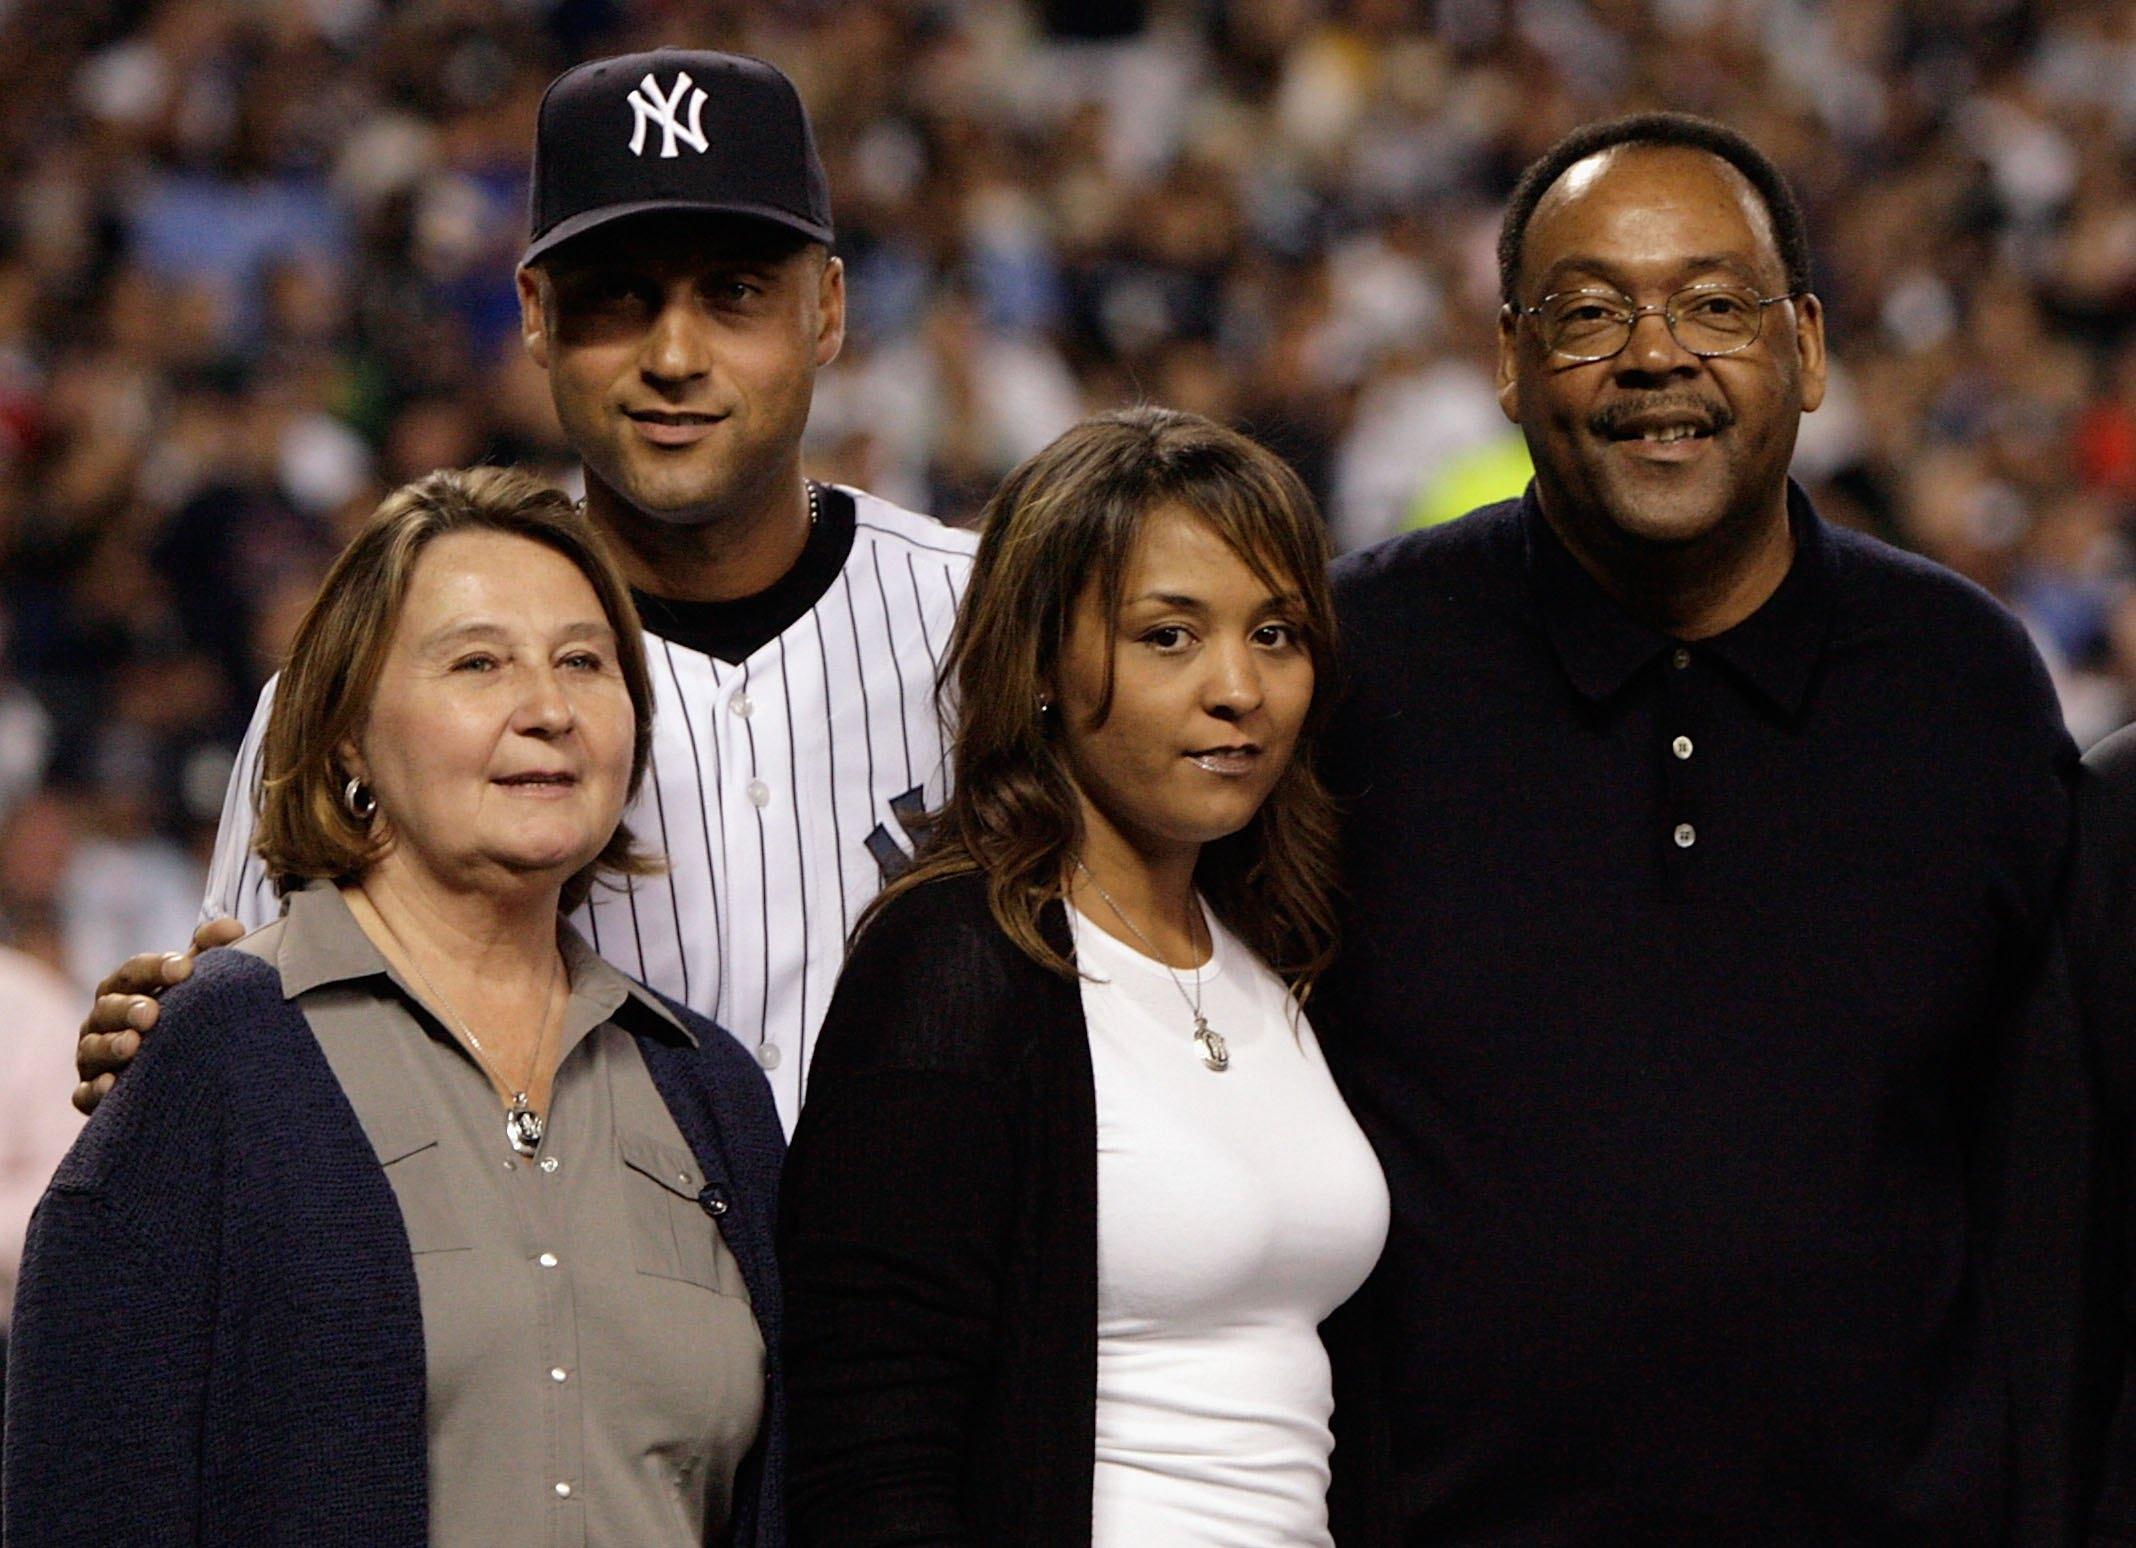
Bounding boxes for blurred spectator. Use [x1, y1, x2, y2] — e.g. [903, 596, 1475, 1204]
[0, 606, 51, 827]
[0, 792, 78, 977]
[0, 0, 2133, 991]
[0, 939, 83, 1415]
[57, 651, 225, 991]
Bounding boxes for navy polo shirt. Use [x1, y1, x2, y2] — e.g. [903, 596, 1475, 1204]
[1320, 487, 2074, 1544]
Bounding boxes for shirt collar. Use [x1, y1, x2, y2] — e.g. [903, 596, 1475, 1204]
[630, 480, 857, 666]
[273, 879, 696, 1047]
[1521, 479, 1836, 718]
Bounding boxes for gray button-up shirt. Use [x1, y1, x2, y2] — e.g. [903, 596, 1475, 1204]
[239, 881, 764, 1546]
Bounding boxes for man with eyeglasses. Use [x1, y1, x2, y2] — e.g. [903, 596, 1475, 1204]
[1317, 114, 2080, 1543]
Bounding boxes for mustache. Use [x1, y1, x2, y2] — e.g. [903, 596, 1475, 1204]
[1587, 394, 1738, 438]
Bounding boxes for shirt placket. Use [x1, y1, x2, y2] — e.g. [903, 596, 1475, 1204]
[507, 1093, 587, 1544]
[1660, 644, 1710, 897]
[726, 651, 795, 1086]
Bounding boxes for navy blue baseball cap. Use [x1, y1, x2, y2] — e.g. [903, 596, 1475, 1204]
[523, 48, 834, 267]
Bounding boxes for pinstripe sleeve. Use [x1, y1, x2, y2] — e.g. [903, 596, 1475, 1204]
[200, 677, 282, 930]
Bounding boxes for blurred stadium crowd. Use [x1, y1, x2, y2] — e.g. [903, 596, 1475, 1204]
[0, 0, 2132, 998]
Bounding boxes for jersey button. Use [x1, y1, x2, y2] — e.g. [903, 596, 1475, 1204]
[746, 779, 771, 807]
[730, 693, 753, 719]
[756, 1043, 782, 1071]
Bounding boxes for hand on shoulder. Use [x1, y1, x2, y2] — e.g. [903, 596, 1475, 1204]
[74, 916, 248, 1114]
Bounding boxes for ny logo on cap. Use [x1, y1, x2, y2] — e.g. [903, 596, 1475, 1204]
[627, 71, 709, 159]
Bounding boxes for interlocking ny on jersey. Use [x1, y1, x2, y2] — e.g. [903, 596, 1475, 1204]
[205, 486, 977, 1134]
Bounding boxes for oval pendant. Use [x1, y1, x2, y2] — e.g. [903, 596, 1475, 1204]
[505, 1105, 543, 1157]
[1193, 1019, 1229, 1073]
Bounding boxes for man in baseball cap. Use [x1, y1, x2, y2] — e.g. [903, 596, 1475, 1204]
[509, 47, 848, 565]
[83, 48, 974, 1150]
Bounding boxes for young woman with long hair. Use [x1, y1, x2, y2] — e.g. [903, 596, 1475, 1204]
[779, 405, 1389, 1546]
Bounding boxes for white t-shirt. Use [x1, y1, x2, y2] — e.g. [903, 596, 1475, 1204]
[1069, 901, 1389, 1548]
[200, 487, 974, 1135]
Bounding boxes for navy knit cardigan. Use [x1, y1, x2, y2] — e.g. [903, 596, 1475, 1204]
[2, 947, 787, 1548]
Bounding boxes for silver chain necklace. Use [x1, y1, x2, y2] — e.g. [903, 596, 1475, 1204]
[366, 894, 562, 1155]
[1075, 862, 1229, 1072]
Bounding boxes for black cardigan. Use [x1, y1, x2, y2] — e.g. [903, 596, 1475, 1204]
[779, 872, 1098, 1546]
[2, 947, 788, 1547]
[777, 869, 1385, 1547]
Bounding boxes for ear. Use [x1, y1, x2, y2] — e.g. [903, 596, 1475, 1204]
[814, 253, 846, 369]
[517, 267, 550, 371]
[1792, 291, 1827, 414]
[1495, 304, 1523, 424]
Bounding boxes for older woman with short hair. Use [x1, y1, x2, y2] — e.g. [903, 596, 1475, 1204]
[3, 467, 784, 1548]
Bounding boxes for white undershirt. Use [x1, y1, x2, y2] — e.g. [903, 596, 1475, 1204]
[1070, 901, 1389, 1548]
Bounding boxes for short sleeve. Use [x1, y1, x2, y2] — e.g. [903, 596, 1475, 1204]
[201, 675, 282, 930]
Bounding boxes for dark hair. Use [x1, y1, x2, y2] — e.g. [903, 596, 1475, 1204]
[1497, 112, 1812, 303]
[255, 465, 660, 914]
[860, 405, 1343, 998]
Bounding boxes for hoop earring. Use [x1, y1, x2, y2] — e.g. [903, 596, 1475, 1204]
[1037, 696, 1052, 714]
[343, 777, 377, 822]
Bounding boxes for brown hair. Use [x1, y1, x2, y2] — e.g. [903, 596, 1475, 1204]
[865, 405, 1342, 995]
[254, 465, 660, 912]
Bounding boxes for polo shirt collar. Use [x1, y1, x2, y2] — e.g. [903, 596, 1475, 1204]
[273, 878, 696, 1047]
[1521, 479, 1836, 717]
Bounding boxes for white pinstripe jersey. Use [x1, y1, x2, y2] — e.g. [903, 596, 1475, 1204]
[202, 486, 976, 1133]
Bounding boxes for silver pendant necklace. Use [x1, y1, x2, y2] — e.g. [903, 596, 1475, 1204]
[365, 894, 562, 1155]
[1075, 862, 1228, 1072]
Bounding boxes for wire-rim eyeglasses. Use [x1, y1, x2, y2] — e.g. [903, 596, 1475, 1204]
[1512, 282, 1801, 362]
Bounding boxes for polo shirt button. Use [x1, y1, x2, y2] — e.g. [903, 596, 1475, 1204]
[730, 693, 753, 719]
[1674, 823, 1697, 848]
[747, 779, 771, 807]
[1672, 647, 1691, 669]
[550, 1367, 568, 1383]
[537, 1251, 559, 1268]
[554, 1481, 572, 1498]
[1672, 735, 1693, 760]
[756, 1042, 782, 1070]
[539, 1156, 559, 1173]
